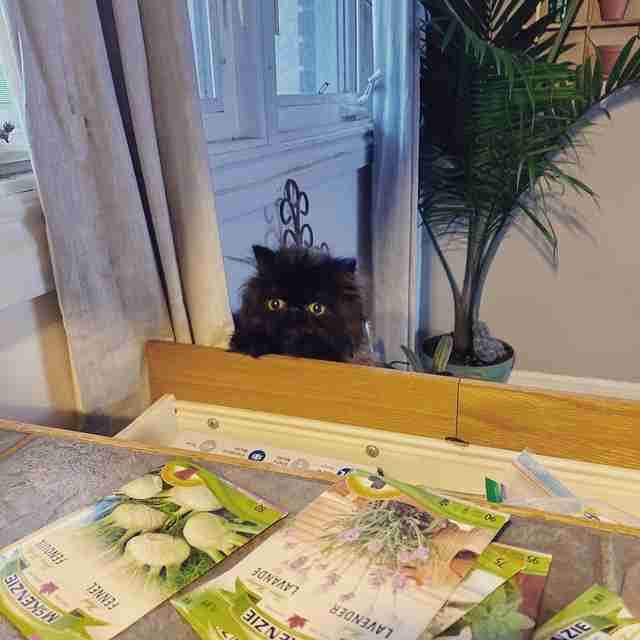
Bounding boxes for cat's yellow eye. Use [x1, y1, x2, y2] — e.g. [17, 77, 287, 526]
[307, 302, 326, 316]
[266, 298, 286, 311]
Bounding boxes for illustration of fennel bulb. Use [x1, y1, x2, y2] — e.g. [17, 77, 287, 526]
[163, 484, 222, 517]
[118, 474, 163, 500]
[101, 503, 168, 545]
[183, 513, 249, 561]
[124, 533, 191, 579]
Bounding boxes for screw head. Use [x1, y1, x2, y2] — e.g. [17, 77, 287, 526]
[366, 445, 380, 458]
[207, 418, 219, 430]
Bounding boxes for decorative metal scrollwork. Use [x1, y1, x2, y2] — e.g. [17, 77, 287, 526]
[279, 178, 329, 253]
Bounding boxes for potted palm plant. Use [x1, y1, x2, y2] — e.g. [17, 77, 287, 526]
[417, 0, 640, 382]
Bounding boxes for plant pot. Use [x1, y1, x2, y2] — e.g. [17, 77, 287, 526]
[597, 45, 623, 76]
[422, 336, 515, 383]
[597, 0, 629, 21]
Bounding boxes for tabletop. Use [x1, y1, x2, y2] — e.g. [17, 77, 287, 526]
[1, 429, 639, 639]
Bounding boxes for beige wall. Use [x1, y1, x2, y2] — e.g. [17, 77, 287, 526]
[422, 88, 640, 383]
[0, 292, 77, 427]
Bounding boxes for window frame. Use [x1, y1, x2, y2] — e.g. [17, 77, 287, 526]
[0, 15, 32, 178]
[273, 0, 360, 135]
[190, 0, 267, 148]
[190, 0, 374, 157]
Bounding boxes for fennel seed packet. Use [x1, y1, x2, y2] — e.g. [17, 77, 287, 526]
[435, 547, 552, 640]
[0, 460, 286, 640]
[533, 585, 640, 640]
[172, 471, 509, 640]
[422, 543, 530, 638]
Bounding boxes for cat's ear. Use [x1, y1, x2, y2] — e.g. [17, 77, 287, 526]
[253, 245, 277, 273]
[336, 258, 357, 274]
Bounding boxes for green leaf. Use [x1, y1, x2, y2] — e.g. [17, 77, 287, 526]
[547, 0, 584, 62]
[400, 345, 426, 372]
[493, 0, 546, 47]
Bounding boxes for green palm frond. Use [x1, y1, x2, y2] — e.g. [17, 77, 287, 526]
[419, 0, 640, 358]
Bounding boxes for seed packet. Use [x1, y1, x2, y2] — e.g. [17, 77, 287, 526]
[533, 585, 640, 639]
[0, 460, 285, 640]
[422, 543, 529, 638]
[436, 547, 552, 640]
[172, 471, 509, 640]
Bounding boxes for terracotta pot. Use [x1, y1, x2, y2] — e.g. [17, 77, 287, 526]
[597, 45, 623, 76]
[597, 0, 629, 21]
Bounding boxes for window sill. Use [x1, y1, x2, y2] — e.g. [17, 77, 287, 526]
[209, 119, 373, 215]
[0, 149, 31, 180]
[209, 117, 373, 168]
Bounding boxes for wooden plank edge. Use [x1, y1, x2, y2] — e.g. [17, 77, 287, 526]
[443, 490, 640, 539]
[2, 418, 639, 538]
[461, 375, 640, 406]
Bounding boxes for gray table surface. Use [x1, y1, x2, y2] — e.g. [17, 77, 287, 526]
[1, 430, 639, 639]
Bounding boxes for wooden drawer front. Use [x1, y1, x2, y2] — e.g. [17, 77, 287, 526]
[145, 342, 458, 439]
[458, 379, 640, 470]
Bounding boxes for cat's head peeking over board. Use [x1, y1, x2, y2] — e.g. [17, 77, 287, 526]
[230, 245, 366, 363]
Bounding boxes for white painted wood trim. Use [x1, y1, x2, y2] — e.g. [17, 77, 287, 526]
[118, 396, 640, 520]
[214, 134, 370, 215]
[509, 369, 640, 401]
[117, 394, 178, 447]
[211, 122, 371, 197]
[0, 182, 55, 311]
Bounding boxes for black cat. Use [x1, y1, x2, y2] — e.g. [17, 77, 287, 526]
[230, 245, 366, 363]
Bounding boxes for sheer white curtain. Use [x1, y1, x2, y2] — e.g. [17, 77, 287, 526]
[371, 0, 422, 364]
[0, 0, 232, 425]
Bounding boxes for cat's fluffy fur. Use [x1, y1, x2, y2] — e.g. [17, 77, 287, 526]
[230, 245, 366, 362]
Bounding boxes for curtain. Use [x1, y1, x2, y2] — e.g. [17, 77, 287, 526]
[370, 0, 422, 364]
[0, 0, 232, 422]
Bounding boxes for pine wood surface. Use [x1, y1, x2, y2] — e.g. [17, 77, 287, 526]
[145, 341, 459, 439]
[458, 378, 640, 470]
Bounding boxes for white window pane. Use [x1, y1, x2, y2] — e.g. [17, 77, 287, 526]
[276, 0, 339, 96]
[0, 64, 27, 152]
[357, 0, 373, 94]
[187, 0, 217, 100]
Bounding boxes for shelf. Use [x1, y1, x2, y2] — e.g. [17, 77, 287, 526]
[548, 18, 640, 29]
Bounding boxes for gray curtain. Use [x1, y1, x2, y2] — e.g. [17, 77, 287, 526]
[371, 0, 422, 364]
[0, 0, 232, 422]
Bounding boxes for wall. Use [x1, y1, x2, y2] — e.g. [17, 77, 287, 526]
[0, 293, 76, 427]
[0, 186, 77, 428]
[421, 88, 640, 383]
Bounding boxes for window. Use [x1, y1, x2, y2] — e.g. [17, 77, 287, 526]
[0, 56, 30, 178]
[188, 0, 373, 150]
[275, 0, 341, 96]
[187, 0, 265, 146]
[356, 0, 374, 94]
[274, 0, 360, 134]
[188, 0, 223, 111]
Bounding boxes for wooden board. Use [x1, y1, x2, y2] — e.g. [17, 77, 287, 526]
[458, 378, 640, 469]
[145, 341, 459, 439]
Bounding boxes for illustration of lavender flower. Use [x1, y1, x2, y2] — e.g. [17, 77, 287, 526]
[340, 528, 361, 542]
[414, 546, 430, 561]
[319, 498, 449, 595]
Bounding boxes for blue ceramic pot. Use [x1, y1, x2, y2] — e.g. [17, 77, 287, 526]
[422, 336, 515, 383]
